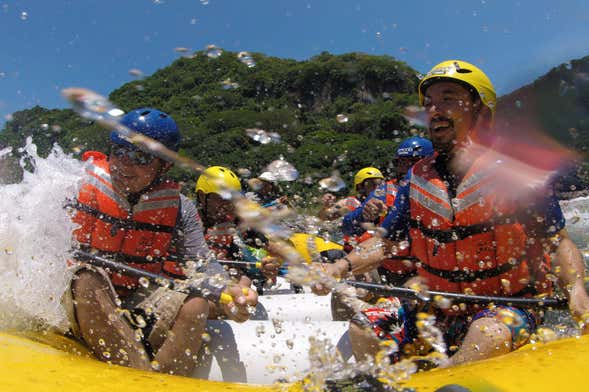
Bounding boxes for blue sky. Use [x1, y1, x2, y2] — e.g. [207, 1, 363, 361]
[1, 0, 589, 127]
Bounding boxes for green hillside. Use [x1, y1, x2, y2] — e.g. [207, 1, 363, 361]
[0, 51, 420, 199]
[1, 50, 589, 197]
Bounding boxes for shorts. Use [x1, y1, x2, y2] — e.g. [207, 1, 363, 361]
[352, 299, 538, 362]
[62, 264, 188, 357]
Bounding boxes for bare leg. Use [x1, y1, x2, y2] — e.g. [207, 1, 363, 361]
[447, 317, 511, 367]
[153, 297, 209, 376]
[72, 270, 151, 369]
[348, 322, 382, 361]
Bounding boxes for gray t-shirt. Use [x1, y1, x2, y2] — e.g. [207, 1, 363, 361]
[171, 194, 228, 301]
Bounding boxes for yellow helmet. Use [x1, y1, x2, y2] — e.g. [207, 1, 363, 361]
[418, 60, 496, 116]
[353, 167, 384, 190]
[195, 166, 242, 195]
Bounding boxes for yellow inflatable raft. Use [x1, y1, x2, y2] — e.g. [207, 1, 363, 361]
[2, 330, 588, 391]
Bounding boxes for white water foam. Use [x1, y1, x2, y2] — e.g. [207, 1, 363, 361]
[0, 138, 83, 331]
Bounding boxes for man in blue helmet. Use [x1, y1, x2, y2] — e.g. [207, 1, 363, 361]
[327, 137, 433, 321]
[342, 136, 434, 280]
[65, 108, 258, 376]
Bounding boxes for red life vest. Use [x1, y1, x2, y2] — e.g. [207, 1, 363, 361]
[204, 222, 240, 260]
[408, 154, 550, 300]
[346, 180, 416, 277]
[72, 155, 183, 294]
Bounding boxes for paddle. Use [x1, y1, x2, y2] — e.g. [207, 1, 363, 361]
[72, 250, 235, 304]
[344, 280, 569, 309]
[217, 259, 290, 276]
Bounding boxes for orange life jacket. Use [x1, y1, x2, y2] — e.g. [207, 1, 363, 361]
[408, 154, 550, 300]
[72, 155, 183, 294]
[204, 222, 240, 260]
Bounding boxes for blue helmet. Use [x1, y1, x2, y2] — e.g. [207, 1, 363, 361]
[395, 136, 434, 158]
[110, 108, 181, 152]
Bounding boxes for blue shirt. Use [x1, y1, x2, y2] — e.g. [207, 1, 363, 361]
[342, 183, 389, 236]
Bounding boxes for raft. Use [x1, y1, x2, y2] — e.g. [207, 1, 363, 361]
[2, 327, 589, 391]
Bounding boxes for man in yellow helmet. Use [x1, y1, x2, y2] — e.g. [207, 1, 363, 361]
[318, 60, 589, 367]
[195, 166, 281, 293]
[319, 167, 384, 221]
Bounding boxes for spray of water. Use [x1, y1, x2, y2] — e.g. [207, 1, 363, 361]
[0, 138, 83, 331]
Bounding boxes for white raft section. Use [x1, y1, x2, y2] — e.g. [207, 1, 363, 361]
[196, 289, 355, 384]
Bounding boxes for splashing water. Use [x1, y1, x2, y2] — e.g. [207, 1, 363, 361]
[237, 51, 256, 68]
[263, 158, 299, 182]
[221, 78, 240, 90]
[318, 173, 346, 192]
[205, 44, 223, 58]
[403, 105, 428, 127]
[0, 138, 83, 331]
[245, 128, 281, 144]
[128, 68, 144, 78]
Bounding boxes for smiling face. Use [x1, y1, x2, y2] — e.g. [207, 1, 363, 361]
[109, 146, 168, 196]
[422, 81, 480, 157]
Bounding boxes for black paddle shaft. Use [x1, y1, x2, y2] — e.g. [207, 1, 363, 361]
[344, 280, 569, 309]
[72, 250, 204, 297]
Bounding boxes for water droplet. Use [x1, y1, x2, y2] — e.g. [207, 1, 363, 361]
[245, 128, 281, 144]
[19, 11, 28, 21]
[237, 168, 251, 177]
[535, 327, 558, 343]
[138, 277, 150, 288]
[221, 78, 239, 90]
[237, 51, 256, 68]
[201, 332, 211, 342]
[150, 360, 161, 370]
[205, 44, 222, 58]
[128, 68, 144, 78]
[318, 174, 346, 192]
[286, 339, 294, 349]
[98, 338, 106, 346]
[263, 158, 299, 181]
[403, 105, 428, 127]
[500, 278, 511, 290]
[336, 114, 348, 123]
[434, 295, 452, 309]
[463, 287, 474, 295]
[102, 351, 111, 359]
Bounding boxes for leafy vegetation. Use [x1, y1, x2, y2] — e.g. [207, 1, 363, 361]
[1, 50, 588, 198]
[0, 51, 419, 201]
